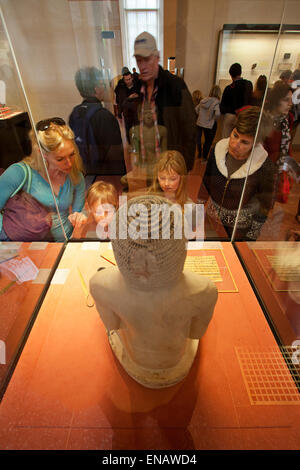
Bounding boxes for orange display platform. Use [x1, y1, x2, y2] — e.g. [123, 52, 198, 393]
[0, 241, 299, 450]
[0, 242, 64, 395]
[235, 241, 300, 346]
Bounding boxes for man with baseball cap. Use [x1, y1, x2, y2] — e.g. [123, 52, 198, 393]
[133, 31, 197, 172]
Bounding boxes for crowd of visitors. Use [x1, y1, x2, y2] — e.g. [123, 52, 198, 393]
[0, 31, 299, 243]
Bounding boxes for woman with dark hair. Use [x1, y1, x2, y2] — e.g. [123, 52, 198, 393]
[279, 69, 292, 84]
[198, 106, 275, 239]
[251, 75, 267, 107]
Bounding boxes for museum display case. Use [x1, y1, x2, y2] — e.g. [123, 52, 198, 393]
[0, 241, 64, 399]
[0, 10, 31, 169]
[0, 4, 71, 397]
[0, 0, 299, 451]
[231, 8, 300, 381]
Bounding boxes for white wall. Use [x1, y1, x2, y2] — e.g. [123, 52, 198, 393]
[217, 32, 300, 89]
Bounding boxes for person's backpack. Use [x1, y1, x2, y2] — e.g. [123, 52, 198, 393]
[69, 103, 102, 173]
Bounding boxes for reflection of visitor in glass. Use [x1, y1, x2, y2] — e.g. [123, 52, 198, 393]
[69, 66, 125, 176]
[195, 85, 221, 160]
[279, 69, 292, 85]
[220, 62, 253, 138]
[114, 67, 140, 141]
[192, 89, 203, 107]
[133, 31, 196, 173]
[199, 106, 276, 240]
[264, 82, 294, 205]
[0, 118, 85, 242]
[265, 81, 293, 166]
[250, 75, 267, 107]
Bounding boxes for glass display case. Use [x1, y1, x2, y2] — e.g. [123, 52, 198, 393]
[231, 6, 300, 380]
[0, 0, 299, 451]
[0, 15, 31, 169]
[0, 241, 64, 399]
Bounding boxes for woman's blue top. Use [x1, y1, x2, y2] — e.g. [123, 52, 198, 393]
[0, 163, 85, 241]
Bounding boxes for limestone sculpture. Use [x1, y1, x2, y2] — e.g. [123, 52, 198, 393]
[90, 194, 218, 388]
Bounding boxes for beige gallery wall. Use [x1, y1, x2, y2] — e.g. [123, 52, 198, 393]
[0, 0, 123, 122]
[1, 0, 300, 125]
[176, 0, 300, 96]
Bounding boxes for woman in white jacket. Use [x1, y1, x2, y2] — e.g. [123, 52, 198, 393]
[195, 85, 221, 160]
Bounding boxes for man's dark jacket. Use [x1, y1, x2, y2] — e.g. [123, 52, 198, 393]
[137, 66, 197, 172]
[220, 78, 253, 115]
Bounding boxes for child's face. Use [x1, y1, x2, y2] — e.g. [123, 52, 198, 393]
[90, 200, 116, 227]
[158, 169, 181, 196]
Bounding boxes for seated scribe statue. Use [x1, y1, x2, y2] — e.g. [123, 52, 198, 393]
[129, 107, 167, 179]
[90, 194, 218, 388]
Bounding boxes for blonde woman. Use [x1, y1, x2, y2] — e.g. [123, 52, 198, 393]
[0, 117, 85, 241]
[192, 89, 203, 108]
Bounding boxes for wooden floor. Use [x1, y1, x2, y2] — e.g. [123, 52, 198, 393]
[0, 242, 299, 450]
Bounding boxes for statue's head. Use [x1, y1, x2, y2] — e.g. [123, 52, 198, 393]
[143, 108, 154, 128]
[111, 194, 187, 290]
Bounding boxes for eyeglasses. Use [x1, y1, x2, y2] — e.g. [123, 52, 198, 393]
[36, 117, 66, 131]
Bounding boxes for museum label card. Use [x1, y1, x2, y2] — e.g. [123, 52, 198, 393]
[29, 242, 48, 250]
[267, 255, 300, 283]
[51, 269, 70, 285]
[0, 256, 39, 283]
[81, 242, 101, 251]
[184, 255, 222, 282]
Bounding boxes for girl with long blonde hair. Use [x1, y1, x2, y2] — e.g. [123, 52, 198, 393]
[149, 150, 190, 208]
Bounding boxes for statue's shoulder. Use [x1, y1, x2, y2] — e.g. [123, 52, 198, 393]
[181, 271, 218, 306]
[90, 266, 121, 298]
